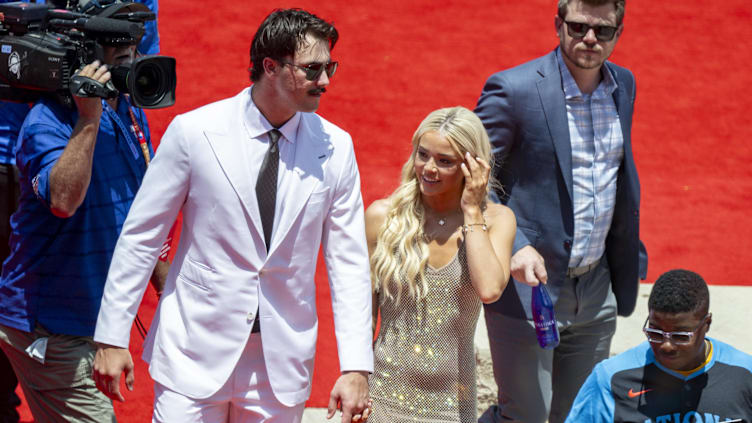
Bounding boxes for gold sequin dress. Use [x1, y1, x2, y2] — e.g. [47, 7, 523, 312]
[370, 244, 481, 422]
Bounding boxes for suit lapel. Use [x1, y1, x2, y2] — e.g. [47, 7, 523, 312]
[536, 52, 573, 202]
[268, 115, 329, 257]
[204, 128, 264, 242]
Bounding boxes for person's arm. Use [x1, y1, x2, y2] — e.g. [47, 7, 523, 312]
[460, 153, 516, 303]
[475, 72, 547, 286]
[48, 61, 110, 217]
[321, 135, 372, 422]
[92, 114, 191, 402]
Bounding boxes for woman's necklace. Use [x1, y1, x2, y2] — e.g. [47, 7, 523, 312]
[424, 211, 462, 241]
[430, 210, 461, 227]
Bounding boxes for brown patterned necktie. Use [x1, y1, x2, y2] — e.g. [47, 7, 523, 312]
[255, 129, 281, 251]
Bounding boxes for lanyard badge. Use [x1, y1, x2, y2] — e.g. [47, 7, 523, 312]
[125, 94, 151, 167]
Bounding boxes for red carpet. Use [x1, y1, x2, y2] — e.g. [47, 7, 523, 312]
[15, 0, 752, 420]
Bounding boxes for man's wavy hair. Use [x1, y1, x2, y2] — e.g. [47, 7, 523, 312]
[370, 106, 497, 304]
[249, 9, 338, 82]
[557, 0, 626, 26]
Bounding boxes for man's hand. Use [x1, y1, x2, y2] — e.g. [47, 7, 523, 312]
[72, 60, 111, 121]
[511, 245, 548, 286]
[92, 343, 134, 402]
[327, 370, 370, 422]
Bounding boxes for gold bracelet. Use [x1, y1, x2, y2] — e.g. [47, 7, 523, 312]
[462, 222, 488, 234]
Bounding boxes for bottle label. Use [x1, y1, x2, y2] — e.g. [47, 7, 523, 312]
[534, 319, 556, 329]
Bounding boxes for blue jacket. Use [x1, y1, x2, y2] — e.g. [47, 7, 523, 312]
[475, 49, 647, 319]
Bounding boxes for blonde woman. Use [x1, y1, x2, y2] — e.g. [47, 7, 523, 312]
[365, 107, 516, 422]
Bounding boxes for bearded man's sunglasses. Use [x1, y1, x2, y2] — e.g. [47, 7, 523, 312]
[280, 60, 338, 81]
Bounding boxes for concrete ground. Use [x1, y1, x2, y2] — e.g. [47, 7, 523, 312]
[302, 284, 751, 422]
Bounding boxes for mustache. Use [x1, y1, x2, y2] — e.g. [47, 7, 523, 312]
[308, 87, 326, 95]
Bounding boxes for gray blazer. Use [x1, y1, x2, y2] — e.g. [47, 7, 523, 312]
[475, 48, 647, 319]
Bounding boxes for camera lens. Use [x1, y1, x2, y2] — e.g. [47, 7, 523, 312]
[134, 62, 163, 103]
[110, 56, 175, 108]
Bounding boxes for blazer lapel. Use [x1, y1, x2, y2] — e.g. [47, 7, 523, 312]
[536, 52, 574, 202]
[268, 115, 329, 257]
[204, 129, 264, 241]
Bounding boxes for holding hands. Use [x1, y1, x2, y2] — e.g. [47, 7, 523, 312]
[327, 371, 372, 422]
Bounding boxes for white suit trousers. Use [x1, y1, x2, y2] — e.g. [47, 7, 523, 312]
[152, 333, 305, 423]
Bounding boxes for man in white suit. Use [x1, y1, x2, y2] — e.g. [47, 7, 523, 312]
[91, 9, 373, 423]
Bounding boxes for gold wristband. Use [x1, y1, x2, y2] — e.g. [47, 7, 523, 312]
[462, 222, 487, 234]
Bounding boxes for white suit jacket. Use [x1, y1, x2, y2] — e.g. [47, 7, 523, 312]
[94, 88, 374, 406]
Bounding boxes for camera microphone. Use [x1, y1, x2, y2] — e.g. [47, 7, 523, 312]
[48, 15, 144, 40]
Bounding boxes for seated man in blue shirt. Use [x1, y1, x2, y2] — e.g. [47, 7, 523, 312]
[0, 3, 165, 421]
[566, 269, 752, 423]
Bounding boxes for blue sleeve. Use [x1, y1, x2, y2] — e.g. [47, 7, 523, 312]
[475, 71, 531, 253]
[565, 363, 615, 423]
[16, 102, 75, 207]
[475, 71, 518, 169]
[137, 0, 160, 55]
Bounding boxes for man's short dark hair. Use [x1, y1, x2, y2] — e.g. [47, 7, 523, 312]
[557, 0, 626, 26]
[249, 8, 338, 82]
[648, 269, 709, 315]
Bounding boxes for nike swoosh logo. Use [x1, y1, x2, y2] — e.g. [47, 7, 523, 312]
[628, 388, 653, 398]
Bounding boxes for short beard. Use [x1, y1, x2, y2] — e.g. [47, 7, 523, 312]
[560, 42, 603, 70]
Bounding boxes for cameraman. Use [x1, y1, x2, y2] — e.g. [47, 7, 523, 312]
[0, 6, 165, 422]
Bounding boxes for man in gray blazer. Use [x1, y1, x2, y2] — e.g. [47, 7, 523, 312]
[475, 1, 647, 422]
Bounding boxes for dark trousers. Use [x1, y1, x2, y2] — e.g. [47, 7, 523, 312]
[480, 259, 617, 423]
[0, 163, 20, 422]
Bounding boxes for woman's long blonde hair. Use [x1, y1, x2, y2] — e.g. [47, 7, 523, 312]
[370, 106, 495, 304]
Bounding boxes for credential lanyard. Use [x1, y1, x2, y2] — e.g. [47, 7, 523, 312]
[124, 94, 150, 167]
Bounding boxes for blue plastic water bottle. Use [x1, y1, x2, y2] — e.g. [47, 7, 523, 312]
[532, 284, 559, 349]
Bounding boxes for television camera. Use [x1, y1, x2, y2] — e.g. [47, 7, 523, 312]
[0, 1, 176, 109]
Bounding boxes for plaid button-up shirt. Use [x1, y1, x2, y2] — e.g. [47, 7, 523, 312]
[558, 51, 624, 269]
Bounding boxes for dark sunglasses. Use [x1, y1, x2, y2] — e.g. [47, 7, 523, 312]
[561, 19, 619, 41]
[281, 60, 338, 81]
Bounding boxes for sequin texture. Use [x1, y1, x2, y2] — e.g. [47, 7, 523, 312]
[369, 244, 481, 422]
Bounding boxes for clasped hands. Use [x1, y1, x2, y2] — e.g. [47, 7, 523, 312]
[327, 370, 372, 422]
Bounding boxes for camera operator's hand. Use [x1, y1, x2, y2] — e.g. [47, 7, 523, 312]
[72, 60, 111, 121]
